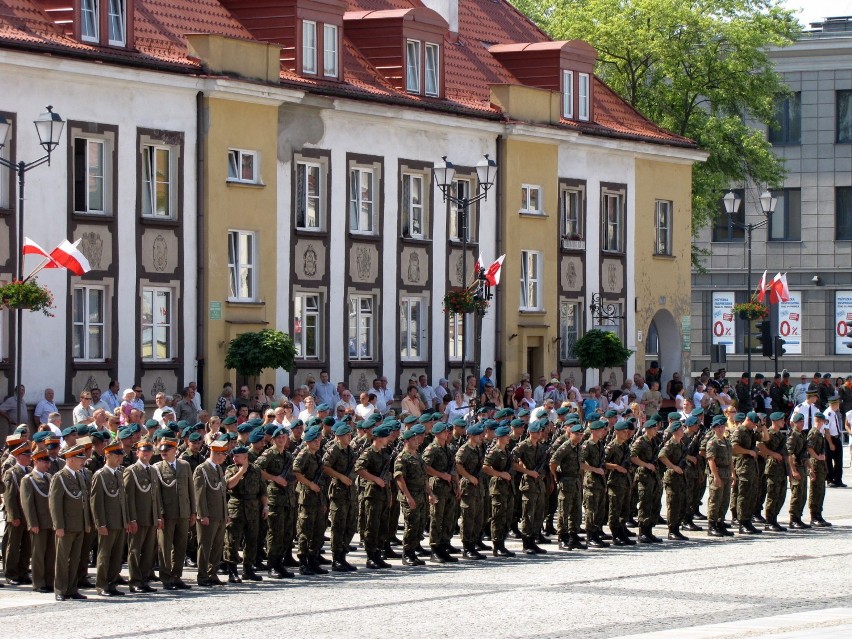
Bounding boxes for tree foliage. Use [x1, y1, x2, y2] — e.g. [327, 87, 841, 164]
[224, 329, 296, 379]
[509, 0, 800, 266]
[573, 329, 633, 374]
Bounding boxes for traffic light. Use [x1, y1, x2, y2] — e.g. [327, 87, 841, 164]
[774, 335, 786, 358]
[756, 320, 773, 357]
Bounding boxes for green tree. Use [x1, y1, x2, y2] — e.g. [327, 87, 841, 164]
[573, 329, 633, 381]
[510, 0, 800, 266]
[224, 329, 296, 380]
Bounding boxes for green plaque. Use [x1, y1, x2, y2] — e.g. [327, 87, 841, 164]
[209, 301, 222, 321]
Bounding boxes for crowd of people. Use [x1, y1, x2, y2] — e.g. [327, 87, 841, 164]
[0, 364, 845, 601]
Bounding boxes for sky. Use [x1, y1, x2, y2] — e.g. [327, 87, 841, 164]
[781, 0, 852, 26]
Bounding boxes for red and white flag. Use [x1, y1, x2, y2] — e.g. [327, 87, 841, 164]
[473, 253, 484, 276]
[22, 237, 60, 267]
[49, 239, 91, 276]
[757, 270, 769, 302]
[769, 272, 790, 304]
[484, 254, 505, 287]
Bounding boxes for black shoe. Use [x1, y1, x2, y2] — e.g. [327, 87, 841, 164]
[612, 534, 626, 547]
[430, 548, 447, 564]
[739, 524, 759, 535]
[34, 586, 52, 593]
[253, 560, 268, 572]
[568, 533, 587, 550]
[97, 588, 119, 596]
[445, 544, 461, 555]
[196, 580, 213, 587]
[315, 554, 331, 565]
[493, 543, 515, 558]
[463, 544, 486, 560]
[681, 520, 702, 532]
[626, 518, 639, 528]
[440, 544, 458, 563]
[226, 565, 242, 583]
[638, 527, 655, 544]
[175, 581, 192, 590]
[811, 518, 832, 528]
[838, 482, 848, 488]
[283, 552, 300, 567]
[789, 517, 811, 529]
[597, 531, 612, 541]
[5, 578, 21, 586]
[558, 535, 571, 550]
[481, 532, 491, 541]
[752, 513, 766, 524]
[414, 545, 431, 558]
[184, 557, 197, 568]
[708, 522, 724, 538]
[298, 558, 316, 576]
[508, 527, 522, 539]
[163, 583, 179, 591]
[69, 592, 88, 600]
[624, 527, 636, 537]
[693, 510, 707, 521]
[388, 536, 402, 546]
[130, 584, 157, 593]
[587, 532, 609, 549]
[382, 546, 400, 560]
[241, 570, 263, 582]
[309, 557, 329, 575]
[340, 556, 357, 572]
[55, 594, 68, 601]
[77, 578, 94, 589]
[668, 529, 688, 541]
[115, 575, 128, 585]
[365, 554, 383, 570]
[331, 554, 349, 572]
[521, 536, 535, 555]
[766, 522, 787, 532]
[657, 516, 667, 526]
[544, 521, 557, 536]
[475, 539, 492, 551]
[618, 526, 636, 546]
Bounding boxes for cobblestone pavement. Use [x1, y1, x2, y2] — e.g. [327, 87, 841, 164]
[1, 488, 850, 639]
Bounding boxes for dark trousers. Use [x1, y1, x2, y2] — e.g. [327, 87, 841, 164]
[826, 435, 843, 485]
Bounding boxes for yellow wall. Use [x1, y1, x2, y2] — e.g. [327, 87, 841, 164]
[203, 96, 280, 396]
[633, 158, 693, 377]
[499, 137, 560, 384]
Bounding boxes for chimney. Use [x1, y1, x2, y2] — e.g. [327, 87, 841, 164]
[420, 0, 458, 34]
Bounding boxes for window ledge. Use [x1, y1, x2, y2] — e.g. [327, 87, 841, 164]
[519, 309, 546, 315]
[141, 360, 181, 370]
[141, 217, 179, 228]
[226, 300, 265, 307]
[348, 232, 381, 243]
[72, 361, 112, 370]
[0, 207, 13, 216]
[652, 253, 675, 260]
[226, 180, 265, 188]
[767, 239, 802, 243]
[519, 211, 547, 218]
[348, 360, 377, 368]
[400, 235, 431, 245]
[447, 239, 478, 247]
[72, 211, 113, 222]
[601, 250, 625, 256]
[294, 228, 327, 237]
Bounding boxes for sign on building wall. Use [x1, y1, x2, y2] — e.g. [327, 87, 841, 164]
[778, 291, 801, 355]
[835, 291, 852, 354]
[711, 292, 736, 353]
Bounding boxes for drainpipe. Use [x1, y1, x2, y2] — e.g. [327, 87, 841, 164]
[494, 133, 504, 387]
[195, 90, 206, 399]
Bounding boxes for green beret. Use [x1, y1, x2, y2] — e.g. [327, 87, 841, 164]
[666, 421, 683, 434]
[643, 420, 659, 430]
[483, 419, 498, 431]
[604, 409, 618, 418]
[388, 420, 401, 432]
[588, 420, 606, 431]
[815, 412, 827, 420]
[76, 424, 91, 435]
[61, 426, 76, 437]
[180, 426, 192, 438]
[467, 424, 484, 436]
[527, 420, 543, 433]
[303, 426, 322, 442]
[32, 431, 50, 443]
[401, 428, 417, 440]
[431, 412, 443, 421]
[272, 427, 291, 438]
[746, 411, 759, 422]
[494, 425, 511, 437]
[306, 417, 321, 428]
[614, 421, 630, 431]
[451, 418, 468, 428]
[649, 413, 663, 422]
[188, 432, 202, 442]
[565, 414, 580, 424]
[668, 412, 679, 422]
[145, 419, 159, 429]
[222, 416, 237, 425]
[90, 431, 108, 442]
[334, 424, 352, 437]
[176, 420, 190, 431]
[517, 409, 530, 417]
[684, 416, 699, 427]
[569, 423, 584, 433]
[118, 428, 133, 440]
[691, 407, 704, 417]
[586, 412, 601, 422]
[711, 415, 727, 427]
[232, 445, 249, 455]
[322, 416, 336, 426]
[14, 425, 27, 434]
[237, 423, 254, 434]
[791, 412, 804, 423]
[372, 425, 391, 438]
[431, 422, 448, 435]
[193, 422, 205, 432]
[495, 408, 514, 419]
[402, 415, 418, 424]
[248, 428, 265, 443]
[316, 404, 330, 412]
[290, 419, 304, 429]
[622, 409, 633, 417]
[249, 418, 264, 427]
[510, 418, 525, 428]
[555, 406, 570, 416]
[417, 413, 433, 424]
[734, 412, 745, 422]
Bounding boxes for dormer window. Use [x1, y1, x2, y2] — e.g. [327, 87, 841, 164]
[406, 40, 421, 93]
[562, 70, 573, 119]
[75, 0, 131, 48]
[425, 43, 440, 96]
[323, 24, 338, 77]
[108, 0, 127, 47]
[579, 73, 590, 121]
[406, 39, 441, 96]
[81, 0, 99, 43]
[303, 21, 317, 74]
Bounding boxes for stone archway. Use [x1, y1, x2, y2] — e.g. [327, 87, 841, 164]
[648, 309, 682, 396]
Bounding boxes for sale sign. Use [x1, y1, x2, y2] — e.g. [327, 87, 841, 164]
[778, 291, 801, 354]
[712, 292, 736, 353]
[835, 291, 852, 354]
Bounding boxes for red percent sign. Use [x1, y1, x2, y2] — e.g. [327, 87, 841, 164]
[713, 321, 733, 337]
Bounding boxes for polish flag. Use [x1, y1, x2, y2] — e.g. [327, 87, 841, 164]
[484, 254, 505, 287]
[770, 272, 790, 304]
[49, 239, 91, 275]
[757, 270, 769, 302]
[474, 253, 484, 276]
[22, 237, 60, 267]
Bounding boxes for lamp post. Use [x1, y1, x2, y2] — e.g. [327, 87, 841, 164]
[723, 188, 776, 407]
[433, 154, 497, 420]
[0, 106, 65, 428]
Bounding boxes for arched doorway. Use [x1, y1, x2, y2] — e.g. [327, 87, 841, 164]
[648, 309, 681, 398]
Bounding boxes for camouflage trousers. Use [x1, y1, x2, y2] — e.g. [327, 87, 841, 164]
[809, 460, 827, 519]
[557, 477, 582, 534]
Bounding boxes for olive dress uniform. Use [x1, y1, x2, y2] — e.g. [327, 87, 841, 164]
[323, 441, 358, 564]
[293, 446, 327, 567]
[550, 439, 583, 545]
[807, 427, 829, 524]
[786, 427, 809, 525]
[455, 441, 486, 550]
[49, 466, 92, 598]
[394, 448, 429, 563]
[193, 459, 228, 585]
[224, 462, 266, 577]
[2, 461, 32, 583]
[21, 468, 55, 591]
[180, 447, 204, 563]
[124, 461, 161, 589]
[422, 439, 456, 556]
[90, 465, 128, 592]
[153, 457, 195, 587]
[705, 433, 733, 531]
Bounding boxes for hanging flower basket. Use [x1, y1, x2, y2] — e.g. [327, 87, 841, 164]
[0, 279, 55, 317]
[733, 296, 768, 320]
[443, 287, 489, 314]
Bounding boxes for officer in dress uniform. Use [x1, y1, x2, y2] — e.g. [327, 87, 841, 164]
[3, 442, 33, 584]
[90, 440, 129, 596]
[153, 438, 195, 590]
[21, 448, 55, 592]
[124, 438, 161, 593]
[193, 440, 229, 586]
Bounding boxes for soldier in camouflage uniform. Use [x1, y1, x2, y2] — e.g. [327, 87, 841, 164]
[658, 421, 689, 541]
[512, 419, 549, 554]
[355, 424, 393, 570]
[705, 416, 734, 536]
[422, 422, 458, 563]
[631, 420, 663, 543]
[394, 425, 435, 566]
[293, 425, 328, 575]
[807, 414, 831, 527]
[322, 423, 358, 572]
[580, 420, 609, 548]
[680, 416, 703, 531]
[255, 426, 295, 578]
[786, 412, 811, 529]
[456, 423, 487, 560]
[482, 424, 515, 557]
[383, 424, 403, 560]
[223, 445, 267, 582]
[604, 421, 635, 546]
[760, 412, 789, 532]
[549, 422, 586, 550]
[730, 411, 765, 535]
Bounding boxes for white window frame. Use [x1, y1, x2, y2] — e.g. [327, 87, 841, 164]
[302, 20, 317, 74]
[294, 292, 322, 360]
[425, 43, 440, 96]
[520, 250, 542, 311]
[296, 161, 322, 230]
[227, 230, 257, 302]
[402, 173, 425, 238]
[323, 24, 338, 78]
[227, 149, 259, 184]
[141, 144, 176, 219]
[654, 199, 672, 256]
[348, 294, 375, 361]
[406, 39, 421, 93]
[72, 285, 106, 361]
[399, 296, 426, 361]
[107, 0, 126, 46]
[349, 167, 375, 234]
[602, 191, 624, 253]
[73, 137, 108, 214]
[562, 69, 574, 119]
[141, 287, 173, 361]
[561, 187, 582, 239]
[81, 0, 99, 43]
[520, 184, 543, 214]
[448, 311, 473, 362]
[559, 300, 581, 361]
[578, 73, 590, 121]
[449, 178, 474, 242]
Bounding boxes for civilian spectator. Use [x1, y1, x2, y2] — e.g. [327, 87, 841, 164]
[376, 377, 395, 413]
[263, 383, 277, 408]
[517, 386, 536, 412]
[46, 411, 63, 440]
[444, 392, 470, 421]
[131, 384, 145, 411]
[582, 387, 600, 417]
[236, 405, 250, 425]
[792, 374, 810, 407]
[645, 361, 662, 386]
[151, 392, 169, 423]
[279, 385, 291, 404]
[478, 367, 496, 396]
[355, 392, 377, 421]
[34, 388, 58, 425]
[337, 389, 358, 412]
[234, 385, 252, 412]
[401, 385, 426, 417]
[564, 379, 583, 405]
[72, 390, 95, 425]
[644, 381, 662, 415]
[188, 380, 202, 411]
[215, 384, 234, 419]
[298, 395, 318, 422]
[533, 376, 549, 405]
[175, 386, 200, 424]
[693, 382, 705, 409]
[418, 374, 436, 409]
[666, 372, 684, 400]
[91, 387, 108, 412]
[119, 388, 136, 425]
[101, 379, 122, 413]
[0, 385, 27, 426]
[314, 370, 340, 408]
[632, 374, 649, 403]
[481, 383, 503, 409]
[433, 378, 451, 407]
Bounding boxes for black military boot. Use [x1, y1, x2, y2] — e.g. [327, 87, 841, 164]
[298, 555, 315, 576]
[445, 542, 461, 555]
[558, 534, 571, 550]
[587, 531, 609, 548]
[707, 521, 723, 537]
[693, 508, 707, 521]
[365, 551, 382, 570]
[536, 532, 552, 545]
[812, 516, 832, 528]
[315, 553, 331, 565]
[227, 563, 242, 583]
[475, 534, 491, 551]
[766, 515, 787, 532]
[668, 526, 688, 541]
[611, 527, 626, 547]
[402, 550, 419, 566]
[508, 523, 522, 539]
[619, 525, 636, 546]
[341, 554, 357, 571]
[647, 526, 664, 543]
[739, 519, 761, 535]
[681, 518, 702, 532]
[789, 516, 811, 529]
[752, 512, 766, 524]
[463, 543, 485, 560]
[283, 550, 299, 567]
[440, 543, 458, 563]
[382, 544, 400, 559]
[626, 517, 639, 528]
[310, 554, 329, 575]
[242, 566, 263, 582]
[568, 532, 587, 550]
[493, 540, 515, 558]
[270, 557, 294, 579]
[331, 553, 348, 572]
[544, 516, 557, 536]
[253, 557, 268, 572]
[521, 536, 535, 555]
[414, 543, 431, 558]
[638, 525, 655, 544]
[430, 545, 447, 564]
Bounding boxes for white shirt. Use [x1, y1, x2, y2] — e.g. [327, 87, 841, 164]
[444, 400, 470, 421]
[377, 387, 395, 413]
[533, 385, 547, 405]
[192, 392, 202, 411]
[633, 383, 649, 402]
[792, 383, 810, 406]
[298, 408, 316, 422]
[792, 401, 817, 431]
[34, 399, 58, 424]
[692, 391, 705, 407]
[419, 384, 436, 408]
[433, 384, 450, 405]
[824, 408, 842, 437]
[355, 403, 375, 421]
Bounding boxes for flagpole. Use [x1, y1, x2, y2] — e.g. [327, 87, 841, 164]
[23, 257, 53, 282]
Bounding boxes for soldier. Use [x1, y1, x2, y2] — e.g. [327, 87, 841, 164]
[705, 416, 734, 536]
[356, 424, 393, 569]
[46, 436, 65, 475]
[422, 422, 458, 563]
[604, 421, 635, 546]
[194, 440, 229, 586]
[512, 419, 548, 554]
[631, 420, 663, 544]
[731, 411, 764, 535]
[223, 444, 268, 582]
[680, 415, 703, 531]
[760, 412, 789, 532]
[293, 425, 328, 575]
[322, 423, 358, 572]
[482, 424, 515, 557]
[21, 448, 55, 592]
[256, 426, 296, 578]
[90, 441, 129, 596]
[550, 422, 586, 550]
[3, 442, 33, 584]
[180, 431, 205, 568]
[658, 421, 689, 541]
[154, 438, 195, 589]
[48, 443, 92, 601]
[580, 420, 609, 548]
[807, 413, 831, 527]
[383, 423, 404, 558]
[786, 412, 811, 529]
[124, 439, 161, 592]
[456, 423, 487, 560]
[394, 425, 434, 566]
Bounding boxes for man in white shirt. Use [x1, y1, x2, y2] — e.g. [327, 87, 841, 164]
[102, 379, 122, 413]
[377, 377, 395, 414]
[72, 390, 96, 425]
[792, 385, 820, 433]
[46, 411, 64, 440]
[824, 395, 846, 487]
[188, 380, 202, 412]
[34, 388, 58, 425]
[632, 374, 649, 403]
[418, 374, 437, 410]
[432, 378, 451, 407]
[792, 374, 810, 407]
[532, 376, 548, 405]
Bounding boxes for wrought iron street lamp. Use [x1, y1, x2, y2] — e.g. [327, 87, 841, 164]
[0, 106, 65, 426]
